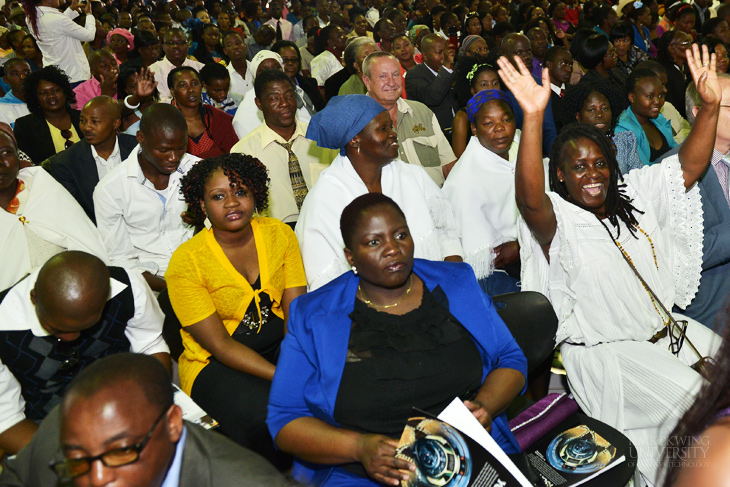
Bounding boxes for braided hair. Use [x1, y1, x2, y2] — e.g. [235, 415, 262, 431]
[548, 123, 643, 237]
[180, 154, 270, 225]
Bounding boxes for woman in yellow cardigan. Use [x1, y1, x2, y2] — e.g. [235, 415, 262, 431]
[166, 153, 307, 462]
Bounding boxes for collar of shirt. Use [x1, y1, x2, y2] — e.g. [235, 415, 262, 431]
[0, 90, 22, 104]
[0, 267, 127, 334]
[260, 120, 306, 147]
[396, 97, 413, 115]
[160, 426, 188, 487]
[201, 91, 236, 110]
[550, 83, 564, 95]
[127, 147, 192, 189]
[90, 136, 121, 165]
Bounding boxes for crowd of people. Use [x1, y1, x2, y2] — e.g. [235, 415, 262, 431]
[0, 0, 730, 486]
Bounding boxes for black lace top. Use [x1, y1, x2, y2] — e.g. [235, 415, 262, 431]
[333, 285, 483, 476]
[230, 276, 284, 362]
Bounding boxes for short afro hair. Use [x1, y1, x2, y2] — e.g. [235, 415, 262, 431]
[340, 193, 406, 249]
[254, 69, 294, 99]
[561, 80, 626, 129]
[23, 65, 76, 114]
[199, 61, 230, 85]
[180, 153, 270, 224]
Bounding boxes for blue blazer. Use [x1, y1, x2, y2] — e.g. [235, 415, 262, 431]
[615, 107, 676, 165]
[267, 259, 527, 486]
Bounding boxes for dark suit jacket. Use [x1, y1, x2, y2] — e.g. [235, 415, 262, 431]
[14, 110, 82, 164]
[660, 60, 689, 119]
[0, 406, 294, 487]
[550, 90, 564, 134]
[296, 73, 325, 111]
[657, 144, 730, 331]
[44, 134, 138, 224]
[323, 67, 351, 103]
[404, 63, 459, 133]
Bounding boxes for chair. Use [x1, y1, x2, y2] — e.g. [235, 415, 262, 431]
[492, 291, 558, 375]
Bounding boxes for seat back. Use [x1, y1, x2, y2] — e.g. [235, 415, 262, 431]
[493, 291, 558, 374]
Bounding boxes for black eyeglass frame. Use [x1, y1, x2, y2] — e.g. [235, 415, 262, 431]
[49, 405, 171, 479]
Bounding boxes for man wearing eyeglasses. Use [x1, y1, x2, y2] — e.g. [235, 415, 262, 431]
[0, 354, 289, 487]
[149, 28, 204, 103]
[0, 251, 169, 456]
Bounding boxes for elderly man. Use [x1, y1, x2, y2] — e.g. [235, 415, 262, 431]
[45, 96, 137, 223]
[338, 36, 378, 96]
[501, 32, 557, 154]
[93, 104, 199, 292]
[231, 70, 335, 225]
[149, 28, 204, 103]
[656, 75, 730, 331]
[0, 252, 169, 455]
[0, 354, 290, 487]
[363, 51, 455, 186]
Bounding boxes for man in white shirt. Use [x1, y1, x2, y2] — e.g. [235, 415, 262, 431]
[222, 31, 254, 98]
[231, 70, 335, 224]
[27, 0, 95, 84]
[0, 58, 30, 127]
[149, 28, 204, 103]
[93, 103, 199, 292]
[545, 45, 572, 133]
[363, 52, 456, 186]
[263, 1, 293, 42]
[0, 251, 169, 455]
[45, 96, 138, 224]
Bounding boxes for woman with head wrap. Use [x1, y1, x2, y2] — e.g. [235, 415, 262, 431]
[231, 50, 312, 138]
[270, 192, 526, 487]
[442, 90, 522, 296]
[408, 24, 430, 63]
[294, 94, 463, 291]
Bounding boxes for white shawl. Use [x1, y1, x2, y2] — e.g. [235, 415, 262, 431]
[295, 154, 463, 290]
[0, 167, 109, 290]
[442, 132, 521, 280]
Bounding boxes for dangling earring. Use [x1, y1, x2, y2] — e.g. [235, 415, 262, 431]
[357, 145, 360, 154]
[352, 266, 358, 275]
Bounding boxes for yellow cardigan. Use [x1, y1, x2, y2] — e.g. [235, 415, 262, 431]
[165, 217, 306, 393]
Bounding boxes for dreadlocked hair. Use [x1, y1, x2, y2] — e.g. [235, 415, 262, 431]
[180, 153, 270, 225]
[549, 123, 643, 238]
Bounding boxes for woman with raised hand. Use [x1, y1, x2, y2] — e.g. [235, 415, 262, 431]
[498, 44, 721, 485]
[269, 193, 526, 487]
[166, 153, 306, 461]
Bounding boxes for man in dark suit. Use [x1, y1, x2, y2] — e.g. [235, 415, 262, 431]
[44, 96, 137, 224]
[404, 33, 459, 138]
[545, 46, 574, 134]
[0, 353, 293, 487]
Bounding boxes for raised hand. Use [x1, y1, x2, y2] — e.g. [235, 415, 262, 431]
[357, 434, 415, 486]
[99, 71, 118, 97]
[686, 43, 720, 106]
[135, 67, 158, 100]
[84, 0, 93, 15]
[497, 56, 551, 115]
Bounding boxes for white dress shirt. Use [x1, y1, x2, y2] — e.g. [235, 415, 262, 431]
[263, 17, 294, 41]
[93, 147, 199, 276]
[550, 82, 565, 96]
[90, 137, 123, 180]
[0, 266, 168, 435]
[149, 57, 205, 103]
[310, 50, 343, 86]
[227, 61, 254, 98]
[28, 6, 95, 83]
[231, 121, 336, 222]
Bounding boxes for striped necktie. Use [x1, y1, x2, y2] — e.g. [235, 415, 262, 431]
[275, 140, 308, 210]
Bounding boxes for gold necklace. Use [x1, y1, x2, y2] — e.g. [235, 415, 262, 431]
[358, 275, 413, 309]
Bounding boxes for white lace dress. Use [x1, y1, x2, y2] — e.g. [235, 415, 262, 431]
[518, 155, 720, 485]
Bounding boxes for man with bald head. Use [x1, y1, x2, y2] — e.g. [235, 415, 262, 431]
[45, 96, 138, 223]
[0, 251, 168, 455]
[93, 103, 200, 292]
[500, 32, 558, 154]
[72, 50, 120, 110]
[404, 33, 459, 138]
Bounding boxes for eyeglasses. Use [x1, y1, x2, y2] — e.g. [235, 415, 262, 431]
[60, 129, 74, 149]
[49, 406, 170, 479]
[281, 57, 299, 64]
